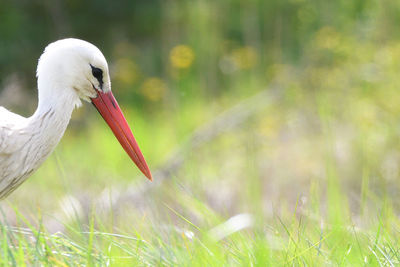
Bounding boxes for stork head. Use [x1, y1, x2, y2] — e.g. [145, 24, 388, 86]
[37, 38, 111, 103]
[37, 38, 152, 180]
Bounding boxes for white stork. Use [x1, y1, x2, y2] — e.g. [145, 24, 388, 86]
[0, 38, 152, 198]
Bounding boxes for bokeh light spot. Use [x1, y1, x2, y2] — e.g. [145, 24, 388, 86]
[140, 77, 167, 101]
[114, 58, 140, 85]
[170, 45, 195, 69]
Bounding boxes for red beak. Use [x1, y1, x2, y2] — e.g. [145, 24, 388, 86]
[91, 90, 152, 180]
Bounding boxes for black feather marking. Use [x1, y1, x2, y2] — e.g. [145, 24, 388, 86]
[90, 64, 103, 90]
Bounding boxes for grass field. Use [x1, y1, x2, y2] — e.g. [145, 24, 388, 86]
[2, 2, 400, 264]
[2, 36, 400, 265]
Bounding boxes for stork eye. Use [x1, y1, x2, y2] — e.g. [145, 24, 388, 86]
[90, 64, 104, 89]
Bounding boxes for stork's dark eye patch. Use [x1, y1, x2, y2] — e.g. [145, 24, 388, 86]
[90, 64, 103, 89]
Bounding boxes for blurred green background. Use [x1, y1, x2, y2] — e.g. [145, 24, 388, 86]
[1, 0, 400, 264]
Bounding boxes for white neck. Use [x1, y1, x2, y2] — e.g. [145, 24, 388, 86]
[25, 82, 79, 168]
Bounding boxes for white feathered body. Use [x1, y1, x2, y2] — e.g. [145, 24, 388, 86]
[0, 91, 75, 198]
[0, 38, 102, 198]
[0, 38, 150, 198]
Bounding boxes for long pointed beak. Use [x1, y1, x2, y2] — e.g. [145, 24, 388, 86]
[91, 90, 152, 180]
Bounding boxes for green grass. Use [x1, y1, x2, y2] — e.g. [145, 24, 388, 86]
[2, 28, 400, 266]
[0, 185, 399, 266]
[2, 87, 400, 266]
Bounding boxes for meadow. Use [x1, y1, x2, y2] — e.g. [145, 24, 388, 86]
[1, 0, 400, 265]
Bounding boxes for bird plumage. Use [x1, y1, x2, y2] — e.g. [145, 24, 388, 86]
[0, 88, 74, 198]
[0, 38, 152, 198]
